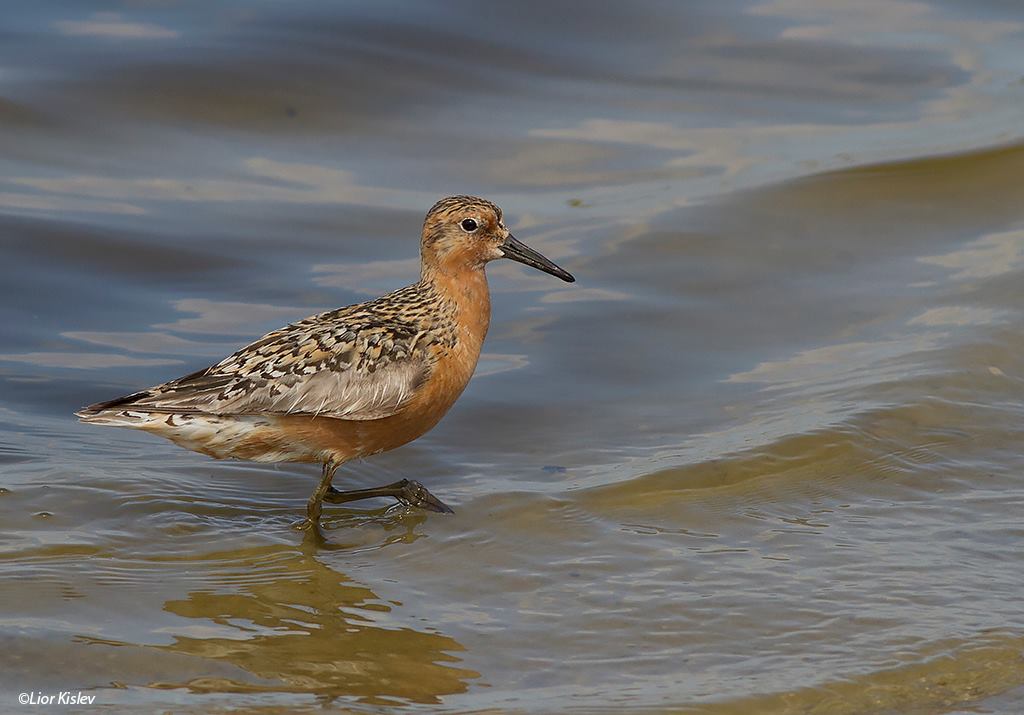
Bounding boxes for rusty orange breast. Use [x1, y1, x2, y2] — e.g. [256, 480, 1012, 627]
[266, 267, 492, 466]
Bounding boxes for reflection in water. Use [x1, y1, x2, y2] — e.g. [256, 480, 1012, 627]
[918, 227, 1024, 281]
[152, 299, 315, 337]
[0, 298, 315, 369]
[152, 537, 477, 706]
[55, 13, 179, 40]
[0, 352, 182, 369]
[60, 331, 234, 357]
[10, 158, 427, 214]
[723, 334, 946, 389]
[312, 258, 419, 294]
[907, 305, 1004, 327]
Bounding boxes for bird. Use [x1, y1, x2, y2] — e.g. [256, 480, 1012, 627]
[76, 195, 575, 529]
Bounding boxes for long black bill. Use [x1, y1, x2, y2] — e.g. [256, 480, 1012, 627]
[500, 234, 575, 283]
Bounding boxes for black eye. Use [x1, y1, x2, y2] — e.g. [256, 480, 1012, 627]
[460, 218, 478, 233]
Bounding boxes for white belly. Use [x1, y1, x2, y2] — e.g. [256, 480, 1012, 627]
[82, 410, 316, 462]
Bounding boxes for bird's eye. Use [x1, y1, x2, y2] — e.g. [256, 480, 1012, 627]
[460, 218, 479, 233]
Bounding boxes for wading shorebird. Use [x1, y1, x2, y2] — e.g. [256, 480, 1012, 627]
[76, 196, 574, 528]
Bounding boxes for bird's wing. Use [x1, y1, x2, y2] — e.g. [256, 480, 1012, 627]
[82, 310, 434, 421]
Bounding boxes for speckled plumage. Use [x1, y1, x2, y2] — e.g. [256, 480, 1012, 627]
[77, 195, 574, 526]
[94, 282, 454, 422]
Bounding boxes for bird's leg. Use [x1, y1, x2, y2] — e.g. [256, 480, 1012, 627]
[301, 460, 339, 529]
[324, 479, 454, 514]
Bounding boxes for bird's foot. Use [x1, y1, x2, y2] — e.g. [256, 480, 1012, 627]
[324, 478, 454, 514]
[393, 479, 454, 514]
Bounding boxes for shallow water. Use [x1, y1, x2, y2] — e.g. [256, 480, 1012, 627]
[2, 1, 1024, 713]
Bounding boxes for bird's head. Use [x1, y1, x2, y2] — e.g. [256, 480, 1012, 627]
[420, 195, 575, 283]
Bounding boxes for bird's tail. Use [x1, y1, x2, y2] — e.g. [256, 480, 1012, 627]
[75, 391, 155, 427]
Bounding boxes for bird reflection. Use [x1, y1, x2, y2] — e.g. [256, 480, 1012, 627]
[150, 518, 477, 706]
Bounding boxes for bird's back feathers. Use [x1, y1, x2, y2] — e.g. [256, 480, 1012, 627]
[77, 282, 454, 425]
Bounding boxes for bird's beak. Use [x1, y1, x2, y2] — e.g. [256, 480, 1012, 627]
[500, 234, 575, 283]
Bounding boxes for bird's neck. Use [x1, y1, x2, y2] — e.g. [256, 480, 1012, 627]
[422, 263, 491, 348]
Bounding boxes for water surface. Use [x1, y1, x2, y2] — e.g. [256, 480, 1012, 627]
[2, 1, 1024, 712]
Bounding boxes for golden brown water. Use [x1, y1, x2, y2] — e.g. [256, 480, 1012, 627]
[2, 1, 1024, 712]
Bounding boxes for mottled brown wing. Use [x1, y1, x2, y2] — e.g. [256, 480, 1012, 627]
[92, 312, 433, 421]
